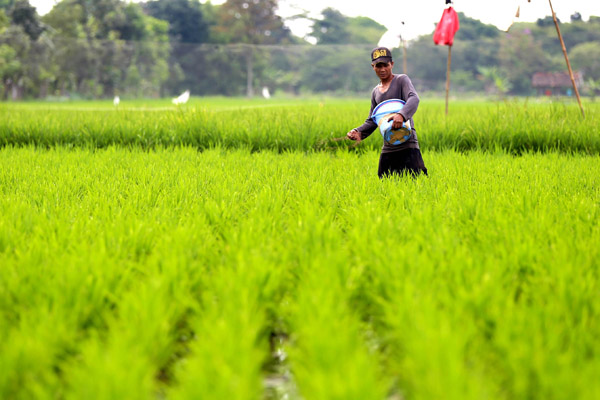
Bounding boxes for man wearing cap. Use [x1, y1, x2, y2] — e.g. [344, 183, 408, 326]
[347, 47, 428, 178]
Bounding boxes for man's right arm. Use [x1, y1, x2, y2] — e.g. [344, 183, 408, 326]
[350, 94, 378, 140]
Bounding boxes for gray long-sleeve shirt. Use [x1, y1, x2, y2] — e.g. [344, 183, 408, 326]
[355, 74, 420, 153]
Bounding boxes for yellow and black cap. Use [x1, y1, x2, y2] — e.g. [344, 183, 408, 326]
[371, 47, 393, 65]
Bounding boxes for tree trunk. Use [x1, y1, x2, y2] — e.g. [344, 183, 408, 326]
[11, 78, 21, 100]
[246, 46, 254, 98]
[40, 79, 49, 99]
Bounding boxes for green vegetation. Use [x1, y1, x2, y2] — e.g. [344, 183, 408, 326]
[1, 99, 599, 154]
[0, 144, 598, 399]
[2, 2, 599, 399]
[2, 0, 600, 99]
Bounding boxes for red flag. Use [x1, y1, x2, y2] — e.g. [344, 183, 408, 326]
[433, 7, 460, 46]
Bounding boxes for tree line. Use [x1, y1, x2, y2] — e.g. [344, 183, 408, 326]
[1, 0, 599, 100]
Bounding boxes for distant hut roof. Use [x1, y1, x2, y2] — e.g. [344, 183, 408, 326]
[532, 71, 583, 88]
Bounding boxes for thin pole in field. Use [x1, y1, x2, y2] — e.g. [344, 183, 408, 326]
[402, 39, 408, 75]
[445, 45, 452, 116]
[548, 0, 585, 118]
[398, 24, 407, 75]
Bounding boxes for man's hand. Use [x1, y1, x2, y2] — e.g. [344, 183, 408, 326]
[388, 113, 405, 130]
[346, 129, 362, 143]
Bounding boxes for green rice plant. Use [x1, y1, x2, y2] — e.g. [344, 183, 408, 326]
[0, 99, 598, 153]
[0, 146, 598, 399]
[420, 99, 600, 154]
[64, 276, 191, 400]
[0, 254, 140, 399]
[286, 255, 390, 400]
[168, 263, 273, 400]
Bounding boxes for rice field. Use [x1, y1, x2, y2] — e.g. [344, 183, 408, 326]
[0, 98, 599, 400]
[2, 98, 599, 153]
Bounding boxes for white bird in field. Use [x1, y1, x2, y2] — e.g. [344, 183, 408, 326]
[262, 86, 271, 99]
[113, 95, 120, 106]
[172, 90, 190, 105]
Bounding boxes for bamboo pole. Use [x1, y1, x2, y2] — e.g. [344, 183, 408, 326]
[549, 0, 585, 118]
[402, 39, 408, 74]
[398, 28, 408, 75]
[445, 45, 452, 116]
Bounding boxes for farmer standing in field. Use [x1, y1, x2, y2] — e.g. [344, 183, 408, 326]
[347, 47, 428, 178]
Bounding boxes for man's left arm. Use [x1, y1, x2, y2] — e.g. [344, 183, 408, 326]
[389, 75, 419, 130]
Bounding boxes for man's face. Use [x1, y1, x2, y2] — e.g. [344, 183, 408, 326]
[372, 61, 393, 80]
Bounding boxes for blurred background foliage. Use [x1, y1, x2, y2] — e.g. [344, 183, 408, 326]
[0, 0, 599, 100]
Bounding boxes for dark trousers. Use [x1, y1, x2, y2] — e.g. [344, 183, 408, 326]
[378, 148, 428, 178]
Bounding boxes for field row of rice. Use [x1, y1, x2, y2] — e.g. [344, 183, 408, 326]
[1, 146, 598, 399]
[1, 99, 598, 153]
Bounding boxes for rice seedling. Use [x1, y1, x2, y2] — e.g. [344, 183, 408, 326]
[0, 145, 598, 399]
[1, 99, 598, 153]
